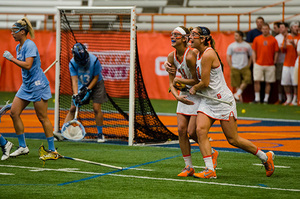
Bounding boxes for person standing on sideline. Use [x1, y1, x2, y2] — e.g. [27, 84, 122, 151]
[226, 30, 252, 102]
[2, 17, 57, 158]
[0, 134, 13, 160]
[293, 34, 300, 106]
[272, 22, 281, 36]
[246, 17, 265, 44]
[164, 26, 218, 177]
[275, 22, 289, 104]
[57, 43, 108, 142]
[281, 21, 300, 106]
[188, 26, 275, 179]
[252, 23, 279, 104]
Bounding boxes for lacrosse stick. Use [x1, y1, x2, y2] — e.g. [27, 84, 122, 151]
[172, 86, 233, 106]
[0, 59, 58, 122]
[39, 145, 123, 170]
[61, 105, 86, 141]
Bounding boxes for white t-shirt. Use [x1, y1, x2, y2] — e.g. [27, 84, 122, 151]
[275, 33, 286, 63]
[226, 41, 252, 70]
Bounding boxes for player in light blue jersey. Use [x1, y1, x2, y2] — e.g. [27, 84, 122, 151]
[2, 17, 58, 159]
[58, 43, 108, 142]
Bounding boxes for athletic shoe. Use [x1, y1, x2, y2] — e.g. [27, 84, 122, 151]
[0, 102, 12, 122]
[193, 168, 217, 179]
[177, 165, 195, 177]
[39, 150, 60, 161]
[1, 141, 13, 160]
[97, 134, 105, 143]
[290, 101, 298, 106]
[263, 151, 275, 177]
[212, 149, 219, 169]
[53, 131, 65, 141]
[10, 146, 29, 157]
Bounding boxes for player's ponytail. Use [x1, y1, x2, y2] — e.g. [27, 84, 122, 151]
[16, 17, 35, 39]
[210, 37, 224, 70]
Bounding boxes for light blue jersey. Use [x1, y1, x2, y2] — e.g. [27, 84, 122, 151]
[69, 53, 102, 91]
[15, 39, 51, 102]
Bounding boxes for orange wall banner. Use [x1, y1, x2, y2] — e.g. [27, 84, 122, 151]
[0, 30, 234, 100]
[0, 30, 56, 93]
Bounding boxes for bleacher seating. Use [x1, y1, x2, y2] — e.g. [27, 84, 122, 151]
[0, 0, 299, 32]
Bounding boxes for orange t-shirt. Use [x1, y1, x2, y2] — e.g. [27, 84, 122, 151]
[252, 35, 279, 66]
[282, 34, 300, 67]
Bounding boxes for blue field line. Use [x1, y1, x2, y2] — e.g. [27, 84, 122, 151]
[58, 153, 184, 186]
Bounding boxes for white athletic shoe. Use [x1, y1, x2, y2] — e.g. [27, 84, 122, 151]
[53, 131, 65, 141]
[1, 141, 13, 160]
[97, 134, 106, 143]
[10, 146, 29, 157]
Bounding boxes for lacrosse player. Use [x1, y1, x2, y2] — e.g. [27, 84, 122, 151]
[0, 134, 13, 160]
[164, 26, 219, 177]
[189, 26, 275, 179]
[59, 43, 108, 142]
[2, 17, 57, 158]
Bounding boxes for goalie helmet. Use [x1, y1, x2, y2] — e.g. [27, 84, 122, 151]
[72, 43, 89, 66]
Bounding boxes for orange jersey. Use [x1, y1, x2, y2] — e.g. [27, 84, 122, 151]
[282, 34, 300, 67]
[252, 35, 279, 66]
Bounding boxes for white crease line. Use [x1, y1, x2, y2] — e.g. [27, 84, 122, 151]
[193, 166, 222, 170]
[1, 164, 299, 192]
[252, 164, 291, 168]
[0, 173, 14, 175]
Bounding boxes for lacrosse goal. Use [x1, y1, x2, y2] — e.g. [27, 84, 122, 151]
[54, 7, 177, 145]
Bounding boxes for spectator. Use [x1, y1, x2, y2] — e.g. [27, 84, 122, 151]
[246, 17, 265, 44]
[272, 22, 281, 36]
[293, 36, 300, 106]
[281, 21, 300, 106]
[252, 23, 279, 104]
[275, 22, 289, 104]
[226, 30, 252, 102]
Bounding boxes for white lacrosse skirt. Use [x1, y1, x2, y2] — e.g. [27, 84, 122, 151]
[176, 90, 200, 116]
[196, 66, 237, 121]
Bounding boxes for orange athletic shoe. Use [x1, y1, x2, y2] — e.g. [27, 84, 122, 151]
[177, 165, 195, 177]
[193, 168, 217, 179]
[212, 149, 219, 169]
[263, 151, 275, 177]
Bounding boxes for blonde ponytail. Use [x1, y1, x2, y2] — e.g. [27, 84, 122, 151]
[17, 17, 35, 39]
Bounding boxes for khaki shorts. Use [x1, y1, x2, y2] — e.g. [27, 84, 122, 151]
[230, 67, 252, 88]
[253, 63, 276, 83]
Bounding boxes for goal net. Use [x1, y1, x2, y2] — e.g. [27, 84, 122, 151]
[55, 7, 177, 145]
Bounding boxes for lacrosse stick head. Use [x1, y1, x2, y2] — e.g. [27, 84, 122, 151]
[39, 144, 61, 166]
[61, 120, 86, 141]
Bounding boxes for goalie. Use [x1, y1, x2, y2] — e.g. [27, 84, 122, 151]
[55, 43, 108, 142]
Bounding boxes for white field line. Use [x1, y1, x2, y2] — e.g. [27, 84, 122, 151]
[0, 173, 14, 175]
[252, 163, 291, 168]
[1, 164, 299, 192]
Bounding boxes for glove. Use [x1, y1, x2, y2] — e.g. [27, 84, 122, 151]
[72, 94, 81, 107]
[78, 87, 92, 103]
[3, 51, 13, 61]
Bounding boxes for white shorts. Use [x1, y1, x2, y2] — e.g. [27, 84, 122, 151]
[176, 91, 200, 116]
[281, 66, 297, 86]
[253, 63, 276, 83]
